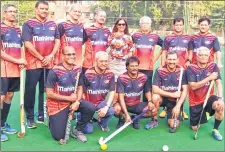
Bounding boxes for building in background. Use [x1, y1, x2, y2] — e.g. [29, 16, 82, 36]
[48, 0, 97, 26]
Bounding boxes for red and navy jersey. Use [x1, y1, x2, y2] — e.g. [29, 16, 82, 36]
[83, 67, 115, 105]
[153, 65, 187, 101]
[186, 62, 221, 106]
[83, 25, 111, 68]
[132, 31, 163, 70]
[1, 22, 22, 77]
[46, 63, 82, 116]
[22, 18, 60, 69]
[117, 72, 150, 106]
[163, 34, 191, 68]
[56, 21, 87, 65]
[189, 33, 220, 63]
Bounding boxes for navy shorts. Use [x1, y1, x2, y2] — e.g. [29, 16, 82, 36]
[160, 97, 182, 120]
[127, 102, 148, 114]
[1, 77, 20, 95]
[190, 95, 217, 126]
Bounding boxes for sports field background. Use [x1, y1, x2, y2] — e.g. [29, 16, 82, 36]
[1, 47, 225, 151]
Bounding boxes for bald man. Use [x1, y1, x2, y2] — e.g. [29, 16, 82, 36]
[46, 46, 95, 142]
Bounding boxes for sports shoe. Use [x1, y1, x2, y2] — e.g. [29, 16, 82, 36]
[131, 115, 140, 130]
[145, 119, 158, 130]
[27, 119, 37, 129]
[159, 109, 167, 118]
[206, 112, 211, 121]
[212, 129, 223, 141]
[169, 127, 177, 133]
[116, 118, 125, 129]
[36, 116, 44, 124]
[1, 123, 17, 134]
[182, 111, 189, 119]
[1, 131, 8, 142]
[98, 119, 110, 132]
[71, 128, 87, 143]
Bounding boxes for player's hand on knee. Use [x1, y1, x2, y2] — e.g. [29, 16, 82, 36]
[97, 106, 108, 118]
[147, 102, 155, 111]
[172, 105, 180, 119]
[215, 100, 224, 111]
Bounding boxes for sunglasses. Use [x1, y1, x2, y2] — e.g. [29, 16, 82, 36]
[63, 53, 76, 57]
[117, 23, 126, 26]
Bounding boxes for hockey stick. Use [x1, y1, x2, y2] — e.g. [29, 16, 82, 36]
[194, 80, 214, 140]
[98, 109, 150, 145]
[18, 48, 26, 138]
[172, 68, 184, 131]
[43, 68, 48, 126]
[59, 71, 80, 145]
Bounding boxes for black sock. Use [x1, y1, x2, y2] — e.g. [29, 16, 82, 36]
[1, 108, 4, 127]
[2, 102, 11, 126]
[214, 119, 222, 130]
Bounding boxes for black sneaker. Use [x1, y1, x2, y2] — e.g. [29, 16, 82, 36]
[27, 119, 37, 129]
[116, 118, 125, 129]
[131, 115, 140, 130]
[36, 116, 44, 124]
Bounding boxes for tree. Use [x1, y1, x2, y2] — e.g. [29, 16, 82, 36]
[2, 0, 37, 26]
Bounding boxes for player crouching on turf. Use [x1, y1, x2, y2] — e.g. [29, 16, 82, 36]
[186, 47, 224, 141]
[149, 51, 188, 132]
[46, 46, 95, 142]
[113, 56, 157, 130]
[81, 51, 115, 133]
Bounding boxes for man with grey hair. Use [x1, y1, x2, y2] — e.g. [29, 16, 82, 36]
[1, 3, 27, 142]
[80, 51, 115, 133]
[186, 46, 224, 141]
[56, 4, 87, 66]
[132, 16, 163, 103]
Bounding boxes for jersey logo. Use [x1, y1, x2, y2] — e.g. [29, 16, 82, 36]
[205, 40, 211, 44]
[138, 83, 143, 87]
[104, 80, 109, 84]
[104, 34, 108, 37]
[149, 38, 154, 42]
[183, 39, 188, 43]
[49, 26, 55, 30]
[80, 29, 83, 32]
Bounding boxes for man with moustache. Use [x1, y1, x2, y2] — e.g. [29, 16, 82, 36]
[149, 51, 188, 132]
[22, 1, 60, 128]
[1, 4, 27, 142]
[189, 17, 223, 69]
[80, 51, 115, 133]
[113, 56, 157, 129]
[46, 46, 95, 142]
[160, 18, 190, 119]
[82, 9, 111, 73]
[56, 4, 87, 66]
[186, 47, 224, 141]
